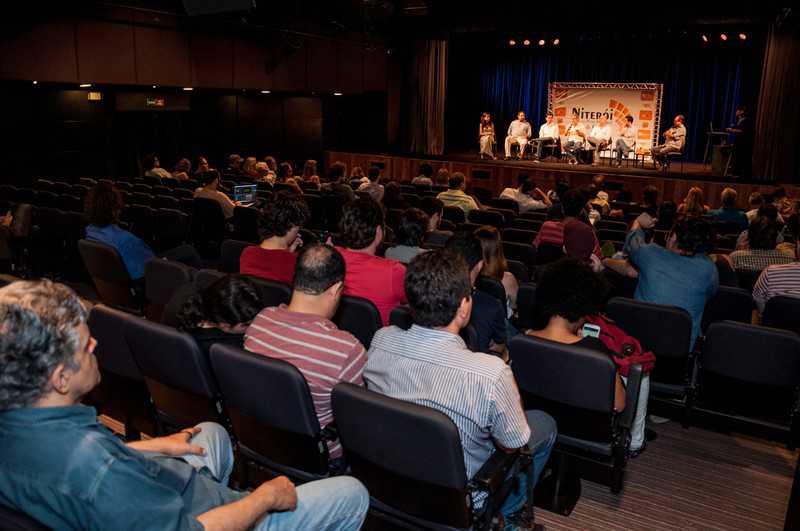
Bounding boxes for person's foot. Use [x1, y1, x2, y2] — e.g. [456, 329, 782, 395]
[649, 414, 670, 424]
[492, 155, 498, 160]
[629, 441, 647, 458]
[504, 156, 511, 160]
[533, 159, 540, 164]
[503, 508, 542, 531]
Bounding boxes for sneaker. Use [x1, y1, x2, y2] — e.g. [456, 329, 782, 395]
[629, 441, 647, 459]
[533, 159, 540, 164]
[649, 414, 670, 424]
[503, 508, 541, 531]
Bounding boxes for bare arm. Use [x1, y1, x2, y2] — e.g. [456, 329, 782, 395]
[602, 258, 639, 278]
[532, 188, 553, 207]
[614, 373, 626, 412]
[197, 477, 297, 531]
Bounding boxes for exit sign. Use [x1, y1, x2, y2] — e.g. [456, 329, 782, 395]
[146, 96, 165, 107]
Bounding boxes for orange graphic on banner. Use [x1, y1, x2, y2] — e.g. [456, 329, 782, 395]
[638, 130, 651, 139]
[641, 92, 654, 101]
[639, 110, 653, 120]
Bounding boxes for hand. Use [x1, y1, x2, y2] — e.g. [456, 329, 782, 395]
[155, 426, 207, 457]
[289, 235, 304, 252]
[1, 211, 12, 227]
[533, 187, 546, 199]
[259, 476, 297, 512]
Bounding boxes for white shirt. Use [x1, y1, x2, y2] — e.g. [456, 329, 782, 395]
[589, 123, 612, 141]
[565, 123, 585, 143]
[499, 187, 548, 213]
[620, 124, 637, 148]
[538, 122, 559, 139]
[507, 120, 531, 139]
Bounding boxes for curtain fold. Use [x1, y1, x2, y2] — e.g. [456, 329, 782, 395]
[753, 24, 800, 181]
[408, 39, 448, 155]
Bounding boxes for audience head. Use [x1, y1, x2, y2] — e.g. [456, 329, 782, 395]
[277, 162, 293, 181]
[383, 181, 403, 205]
[562, 188, 588, 218]
[419, 163, 434, 179]
[367, 166, 381, 183]
[302, 159, 318, 179]
[328, 161, 347, 183]
[625, 115, 634, 124]
[85, 182, 123, 227]
[748, 216, 780, 250]
[228, 154, 243, 169]
[292, 243, 346, 318]
[516, 174, 530, 188]
[350, 166, 365, 180]
[773, 187, 787, 201]
[395, 208, 429, 248]
[683, 186, 706, 215]
[474, 226, 507, 282]
[257, 191, 309, 243]
[721, 187, 738, 209]
[749, 192, 764, 209]
[758, 203, 780, 222]
[419, 197, 445, 231]
[195, 156, 209, 174]
[175, 158, 191, 174]
[444, 230, 484, 284]
[264, 156, 277, 172]
[405, 250, 472, 330]
[144, 153, 160, 170]
[448, 172, 466, 191]
[339, 198, 385, 252]
[592, 174, 606, 191]
[241, 157, 257, 175]
[642, 185, 659, 208]
[200, 169, 221, 189]
[563, 220, 596, 263]
[536, 258, 609, 327]
[0, 280, 95, 410]
[178, 275, 261, 333]
[434, 167, 450, 186]
[669, 217, 714, 256]
[254, 161, 270, 180]
[520, 180, 535, 195]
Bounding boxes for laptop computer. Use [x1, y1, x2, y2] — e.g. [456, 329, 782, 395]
[233, 184, 257, 206]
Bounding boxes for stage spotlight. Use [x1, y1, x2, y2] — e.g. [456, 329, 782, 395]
[720, 33, 728, 41]
[509, 39, 516, 46]
[183, 87, 193, 91]
[79, 83, 92, 88]
[261, 90, 271, 94]
[739, 33, 747, 40]
[538, 39, 545, 46]
[334, 92, 343, 96]
[32, 80, 38, 85]
[701, 34, 709, 43]
[152, 85, 157, 89]
[552, 38, 560, 45]
[523, 39, 530, 46]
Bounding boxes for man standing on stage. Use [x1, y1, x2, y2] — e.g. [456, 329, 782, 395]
[614, 115, 637, 167]
[504, 111, 532, 160]
[531, 111, 560, 163]
[726, 105, 753, 176]
[586, 115, 613, 165]
[651, 114, 687, 169]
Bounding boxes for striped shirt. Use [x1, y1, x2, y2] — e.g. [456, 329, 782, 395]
[244, 305, 367, 458]
[534, 220, 602, 258]
[364, 325, 530, 501]
[729, 249, 794, 273]
[753, 261, 800, 313]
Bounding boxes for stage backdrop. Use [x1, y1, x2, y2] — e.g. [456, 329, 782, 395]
[549, 82, 662, 152]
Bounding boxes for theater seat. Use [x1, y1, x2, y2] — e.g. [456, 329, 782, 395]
[144, 258, 195, 321]
[221, 239, 251, 274]
[333, 295, 382, 349]
[762, 296, 800, 335]
[700, 285, 753, 334]
[232, 206, 260, 243]
[78, 239, 140, 313]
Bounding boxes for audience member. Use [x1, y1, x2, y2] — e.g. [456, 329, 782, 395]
[437, 173, 479, 215]
[254, 161, 275, 184]
[475, 226, 519, 310]
[194, 169, 237, 219]
[301, 159, 319, 182]
[709, 188, 747, 230]
[499, 175, 552, 213]
[746, 192, 765, 223]
[753, 237, 800, 314]
[677, 187, 710, 217]
[381, 181, 408, 211]
[445, 231, 508, 356]
[434, 167, 450, 187]
[263, 156, 278, 176]
[420, 196, 454, 247]
[323, 161, 355, 203]
[172, 158, 191, 181]
[177, 274, 262, 359]
[350, 166, 366, 183]
[385, 208, 429, 264]
[730, 216, 794, 274]
[336, 199, 406, 325]
[0, 280, 369, 531]
[194, 156, 210, 176]
[364, 251, 556, 524]
[244, 244, 367, 461]
[242, 157, 260, 180]
[563, 220, 604, 272]
[736, 203, 785, 250]
[641, 185, 660, 217]
[226, 154, 243, 177]
[411, 163, 434, 187]
[534, 189, 601, 258]
[773, 187, 794, 219]
[143, 153, 171, 179]
[277, 162, 294, 183]
[357, 167, 385, 202]
[240, 192, 309, 285]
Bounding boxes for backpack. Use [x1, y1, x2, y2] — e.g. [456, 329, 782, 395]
[585, 314, 656, 377]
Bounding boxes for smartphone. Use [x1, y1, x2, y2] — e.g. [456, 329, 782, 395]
[581, 323, 601, 339]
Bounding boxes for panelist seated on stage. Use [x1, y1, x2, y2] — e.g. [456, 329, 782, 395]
[531, 111, 560, 162]
[562, 114, 586, 165]
[504, 111, 532, 160]
[651, 114, 687, 168]
[500, 175, 553, 213]
[614, 115, 637, 167]
[586, 115, 613, 164]
[479, 112, 497, 160]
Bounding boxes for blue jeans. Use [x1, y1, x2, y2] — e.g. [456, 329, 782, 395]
[564, 141, 582, 160]
[182, 422, 370, 531]
[499, 410, 557, 516]
[615, 139, 633, 164]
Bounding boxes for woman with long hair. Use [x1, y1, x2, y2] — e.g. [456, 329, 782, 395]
[302, 159, 318, 182]
[678, 186, 710, 217]
[479, 112, 496, 160]
[475, 225, 519, 309]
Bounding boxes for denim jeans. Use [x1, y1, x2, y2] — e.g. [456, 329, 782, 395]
[564, 140, 582, 160]
[531, 137, 555, 159]
[182, 422, 370, 531]
[620, 374, 650, 450]
[499, 410, 557, 516]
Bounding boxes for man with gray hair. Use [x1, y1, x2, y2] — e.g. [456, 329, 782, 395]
[0, 279, 368, 530]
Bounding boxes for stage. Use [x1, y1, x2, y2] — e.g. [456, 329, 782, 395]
[324, 150, 795, 210]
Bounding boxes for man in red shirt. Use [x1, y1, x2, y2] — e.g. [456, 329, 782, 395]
[244, 244, 366, 461]
[240, 191, 309, 285]
[336, 199, 406, 325]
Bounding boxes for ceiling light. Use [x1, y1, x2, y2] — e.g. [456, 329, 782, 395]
[509, 39, 516, 46]
[538, 39, 545, 46]
[701, 34, 709, 42]
[522, 39, 530, 46]
[738, 33, 747, 40]
[32, 80, 38, 85]
[261, 90, 271, 94]
[183, 87, 193, 91]
[720, 33, 728, 41]
[79, 83, 92, 88]
[333, 92, 343, 96]
[552, 38, 560, 45]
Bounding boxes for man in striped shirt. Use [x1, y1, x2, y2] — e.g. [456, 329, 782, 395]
[244, 243, 367, 461]
[364, 250, 556, 524]
[753, 254, 800, 314]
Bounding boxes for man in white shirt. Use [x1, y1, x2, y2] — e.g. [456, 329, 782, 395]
[586, 115, 613, 165]
[499, 176, 553, 213]
[504, 111, 532, 160]
[530, 111, 560, 162]
[193, 169, 238, 219]
[144, 154, 172, 180]
[614, 115, 637, 167]
[651, 114, 687, 168]
[563, 114, 586, 165]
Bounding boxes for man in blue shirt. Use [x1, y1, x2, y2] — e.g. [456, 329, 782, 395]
[709, 187, 748, 231]
[0, 279, 368, 530]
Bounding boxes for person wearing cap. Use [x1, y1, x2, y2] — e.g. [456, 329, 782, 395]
[564, 220, 603, 272]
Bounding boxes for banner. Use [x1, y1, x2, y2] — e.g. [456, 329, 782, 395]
[549, 83, 663, 152]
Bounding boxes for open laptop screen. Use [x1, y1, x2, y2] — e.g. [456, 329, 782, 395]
[233, 184, 257, 203]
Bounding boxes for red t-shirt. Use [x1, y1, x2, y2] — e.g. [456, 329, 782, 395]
[337, 247, 407, 325]
[239, 246, 297, 285]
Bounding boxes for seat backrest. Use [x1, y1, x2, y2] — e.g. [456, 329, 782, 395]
[144, 258, 195, 306]
[501, 228, 536, 244]
[332, 383, 470, 527]
[124, 317, 220, 428]
[534, 242, 565, 265]
[468, 209, 504, 227]
[233, 206, 260, 243]
[195, 268, 226, 291]
[442, 205, 466, 224]
[605, 297, 692, 359]
[221, 239, 251, 273]
[332, 295, 382, 348]
[704, 321, 800, 388]
[488, 208, 516, 225]
[488, 198, 519, 214]
[191, 198, 226, 243]
[78, 239, 137, 311]
[87, 304, 143, 380]
[153, 208, 190, 250]
[502, 241, 536, 272]
[389, 306, 414, 330]
[509, 334, 617, 443]
[506, 259, 529, 283]
[762, 296, 800, 335]
[512, 218, 543, 232]
[476, 275, 506, 306]
[701, 286, 753, 334]
[210, 344, 328, 475]
[515, 282, 539, 331]
[246, 276, 292, 308]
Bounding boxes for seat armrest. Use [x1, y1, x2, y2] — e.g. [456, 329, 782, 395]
[469, 449, 520, 494]
[619, 363, 643, 430]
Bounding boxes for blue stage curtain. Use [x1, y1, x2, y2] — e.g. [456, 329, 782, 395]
[447, 35, 762, 162]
